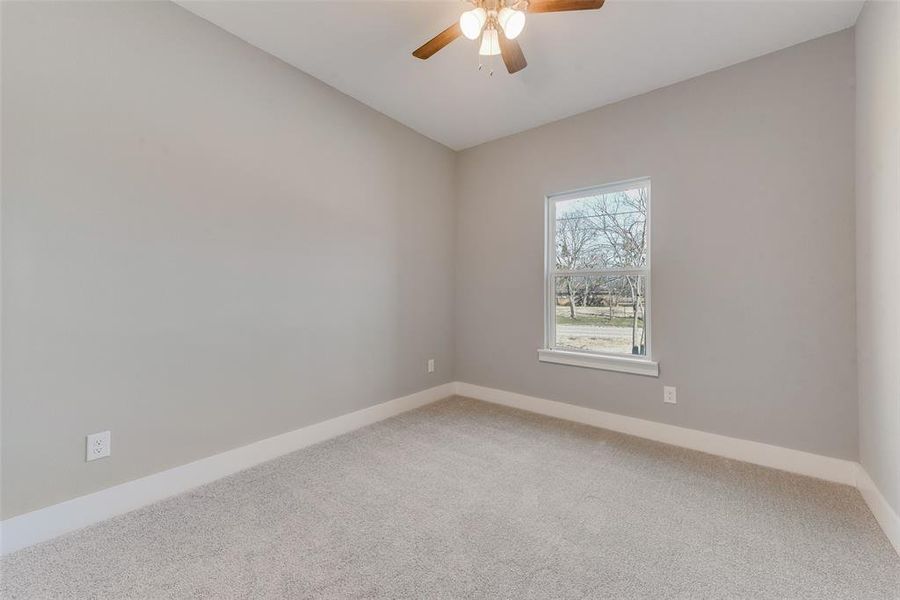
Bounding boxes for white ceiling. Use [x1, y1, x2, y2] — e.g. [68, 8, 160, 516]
[177, 0, 862, 150]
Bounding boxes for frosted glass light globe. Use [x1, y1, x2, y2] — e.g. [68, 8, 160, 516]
[460, 8, 487, 40]
[498, 7, 525, 40]
[479, 28, 501, 56]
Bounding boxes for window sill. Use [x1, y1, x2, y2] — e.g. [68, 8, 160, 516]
[537, 349, 659, 377]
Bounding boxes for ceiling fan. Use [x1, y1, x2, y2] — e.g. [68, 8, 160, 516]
[412, 0, 605, 75]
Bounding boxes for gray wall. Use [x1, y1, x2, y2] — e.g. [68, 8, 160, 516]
[856, 0, 899, 514]
[1, 1, 456, 519]
[455, 31, 858, 460]
[0, 1, 870, 522]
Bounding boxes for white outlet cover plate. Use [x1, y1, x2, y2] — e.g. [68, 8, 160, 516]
[664, 386, 677, 404]
[427, 359, 435, 373]
[86, 431, 111, 461]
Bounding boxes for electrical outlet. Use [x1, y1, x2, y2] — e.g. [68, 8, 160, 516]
[427, 358, 435, 374]
[664, 386, 677, 404]
[86, 431, 111, 461]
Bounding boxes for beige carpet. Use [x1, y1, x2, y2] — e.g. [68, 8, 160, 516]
[2, 396, 898, 599]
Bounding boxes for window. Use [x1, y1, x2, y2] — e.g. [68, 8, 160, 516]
[540, 178, 658, 376]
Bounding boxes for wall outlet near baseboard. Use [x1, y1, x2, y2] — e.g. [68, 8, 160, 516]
[664, 386, 677, 404]
[86, 431, 111, 461]
[427, 358, 435, 374]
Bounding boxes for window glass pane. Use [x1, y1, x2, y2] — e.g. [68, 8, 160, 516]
[555, 184, 648, 270]
[554, 275, 647, 356]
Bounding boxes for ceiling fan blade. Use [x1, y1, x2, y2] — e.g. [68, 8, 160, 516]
[412, 22, 462, 59]
[498, 35, 527, 74]
[527, 0, 605, 13]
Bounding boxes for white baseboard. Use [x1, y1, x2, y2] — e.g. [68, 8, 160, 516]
[856, 466, 900, 556]
[5, 381, 896, 560]
[0, 382, 456, 556]
[456, 382, 859, 486]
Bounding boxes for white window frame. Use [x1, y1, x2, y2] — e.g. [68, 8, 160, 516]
[539, 177, 659, 377]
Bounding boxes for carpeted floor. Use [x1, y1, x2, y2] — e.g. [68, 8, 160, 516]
[2, 396, 898, 599]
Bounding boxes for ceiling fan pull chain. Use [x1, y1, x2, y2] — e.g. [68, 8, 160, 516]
[476, 36, 483, 72]
[489, 28, 495, 76]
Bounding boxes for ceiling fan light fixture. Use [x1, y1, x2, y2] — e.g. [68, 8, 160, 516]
[478, 27, 501, 56]
[459, 7, 487, 40]
[412, 0, 606, 73]
[498, 7, 526, 40]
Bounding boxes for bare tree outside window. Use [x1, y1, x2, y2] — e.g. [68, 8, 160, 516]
[549, 181, 650, 357]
